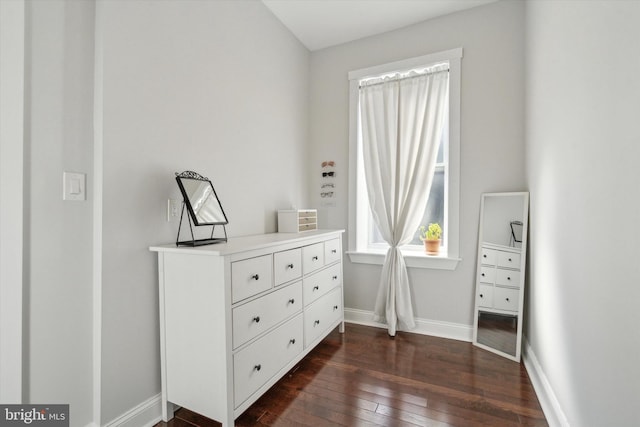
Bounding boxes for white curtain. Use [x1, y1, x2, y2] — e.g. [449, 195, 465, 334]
[360, 64, 449, 336]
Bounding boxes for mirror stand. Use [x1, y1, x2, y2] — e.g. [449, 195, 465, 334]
[176, 201, 228, 247]
[174, 170, 229, 247]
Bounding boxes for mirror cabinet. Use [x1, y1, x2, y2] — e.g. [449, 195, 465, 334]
[472, 192, 529, 361]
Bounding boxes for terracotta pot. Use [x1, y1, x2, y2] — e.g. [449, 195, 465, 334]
[424, 239, 441, 255]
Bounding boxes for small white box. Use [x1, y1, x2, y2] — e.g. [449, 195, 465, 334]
[278, 209, 317, 233]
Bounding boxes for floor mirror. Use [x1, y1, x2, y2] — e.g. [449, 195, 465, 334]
[472, 192, 529, 362]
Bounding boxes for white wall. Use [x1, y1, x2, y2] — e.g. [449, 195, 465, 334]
[99, 0, 309, 423]
[309, 0, 525, 326]
[525, 1, 640, 425]
[0, 0, 25, 404]
[23, 0, 95, 425]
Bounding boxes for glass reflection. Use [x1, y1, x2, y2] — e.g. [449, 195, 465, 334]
[181, 179, 227, 224]
[476, 311, 517, 357]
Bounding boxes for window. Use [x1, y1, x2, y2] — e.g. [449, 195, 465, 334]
[347, 48, 462, 270]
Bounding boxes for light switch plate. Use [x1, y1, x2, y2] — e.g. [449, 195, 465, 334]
[167, 199, 181, 222]
[63, 172, 86, 201]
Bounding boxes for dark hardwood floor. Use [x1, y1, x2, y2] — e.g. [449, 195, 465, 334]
[155, 323, 547, 427]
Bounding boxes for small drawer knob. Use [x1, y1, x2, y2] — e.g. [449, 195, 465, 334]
[253, 316, 260, 323]
[312, 256, 318, 261]
[254, 364, 261, 371]
[332, 249, 337, 253]
[251, 274, 259, 281]
[287, 263, 294, 269]
[508, 258, 512, 262]
[483, 254, 487, 258]
[332, 275, 338, 280]
[313, 285, 319, 291]
[507, 277, 511, 281]
[333, 305, 339, 310]
[506, 297, 510, 302]
[314, 320, 320, 326]
[480, 294, 484, 298]
[288, 298, 295, 304]
[289, 338, 296, 345]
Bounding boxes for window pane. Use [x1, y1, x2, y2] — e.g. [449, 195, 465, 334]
[369, 169, 445, 246]
[436, 135, 444, 163]
[409, 169, 445, 245]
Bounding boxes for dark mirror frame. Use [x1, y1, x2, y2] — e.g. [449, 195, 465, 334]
[175, 171, 228, 246]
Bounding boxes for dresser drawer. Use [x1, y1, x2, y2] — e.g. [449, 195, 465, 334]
[495, 269, 520, 288]
[232, 281, 302, 349]
[233, 313, 303, 407]
[493, 287, 520, 312]
[479, 266, 495, 284]
[302, 263, 341, 307]
[324, 238, 341, 265]
[274, 248, 302, 286]
[231, 255, 273, 303]
[302, 243, 325, 274]
[477, 284, 494, 308]
[480, 247, 496, 266]
[497, 251, 521, 269]
[304, 287, 342, 347]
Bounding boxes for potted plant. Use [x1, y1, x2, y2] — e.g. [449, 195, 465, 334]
[419, 223, 442, 255]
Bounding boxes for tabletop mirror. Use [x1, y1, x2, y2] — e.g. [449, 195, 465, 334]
[175, 171, 228, 246]
[472, 192, 529, 361]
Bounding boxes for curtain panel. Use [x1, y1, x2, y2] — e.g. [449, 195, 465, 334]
[359, 64, 449, 336]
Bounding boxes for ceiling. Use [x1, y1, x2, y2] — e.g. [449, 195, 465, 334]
[262, 0, 499, 51]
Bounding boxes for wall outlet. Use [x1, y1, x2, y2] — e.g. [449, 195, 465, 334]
[167, 199, 181, 222]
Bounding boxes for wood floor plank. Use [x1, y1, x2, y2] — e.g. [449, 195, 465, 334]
[154, 323, 547, 427]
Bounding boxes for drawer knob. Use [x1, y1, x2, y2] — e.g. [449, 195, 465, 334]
[253, 316, 260, 323]
[287, 263, 294, 269]
[312, 256, 318, 261]
[314, 320, 320, 326]
[480, 294, 484, 298]
[289, 338, 296, 345]
[332, 249, 337, 254]
[332, 275, 338, 280]
[254, 364, 261, 372]
[483, 254, 487, 258]
[507, 277, 511, 281]
[508, 258, 512, 262]
[333, 305, 339, 310]
[251, 274, 260, 281]
[313, 285, 319, 291]
[506, 298, 510, 302]
[481, 273, 485, 277]
[288, 298, 295, 304]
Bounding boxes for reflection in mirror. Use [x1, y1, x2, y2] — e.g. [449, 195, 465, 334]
[473, 192, 529, 362]
[476, 312, 518, 357]
[179, 178, 228, 225]
[175, 171, 228, 247]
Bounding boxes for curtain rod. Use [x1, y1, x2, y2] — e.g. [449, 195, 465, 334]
[359, 68, 449, 89]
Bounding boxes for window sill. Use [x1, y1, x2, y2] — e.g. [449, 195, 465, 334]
[346, 249, 461, 270]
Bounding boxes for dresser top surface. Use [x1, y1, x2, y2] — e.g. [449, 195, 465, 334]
[150, 229, 344, 256]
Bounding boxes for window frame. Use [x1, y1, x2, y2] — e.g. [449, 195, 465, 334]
[346, 48, 463, 270]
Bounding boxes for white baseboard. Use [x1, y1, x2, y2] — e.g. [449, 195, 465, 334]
[522, 338, 570, 427]
[103, 393, 163, 427]
[344, 307, 473, 342]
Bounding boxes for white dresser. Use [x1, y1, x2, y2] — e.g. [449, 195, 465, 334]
[476, 242, 522, 314]
[150, 230, 344, 427]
